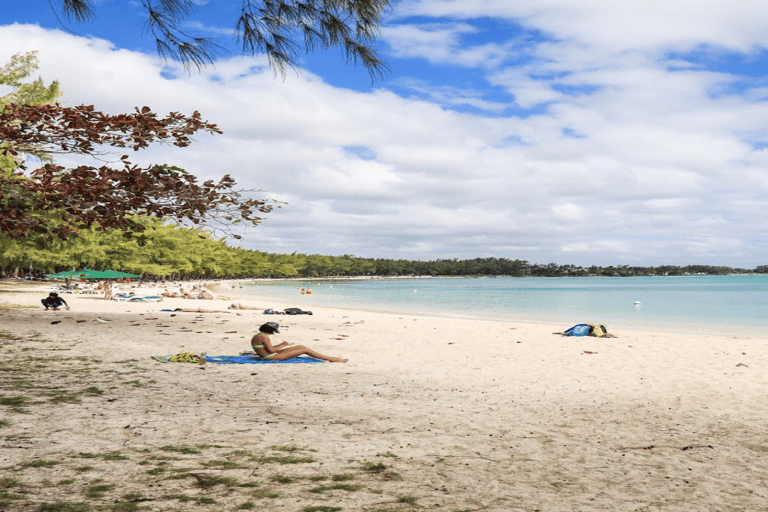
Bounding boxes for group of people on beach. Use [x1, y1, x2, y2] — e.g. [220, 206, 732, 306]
[40, 292, 346, 363]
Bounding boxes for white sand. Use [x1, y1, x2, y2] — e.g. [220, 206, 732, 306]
[1, 281, 767, 511]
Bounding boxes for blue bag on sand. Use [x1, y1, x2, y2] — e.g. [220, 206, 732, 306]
[563, 324, 593, 336]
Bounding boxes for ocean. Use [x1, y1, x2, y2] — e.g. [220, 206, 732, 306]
[242, 275, 768, 337]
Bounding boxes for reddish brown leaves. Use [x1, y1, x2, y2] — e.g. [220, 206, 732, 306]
[0, 104, 273, 240]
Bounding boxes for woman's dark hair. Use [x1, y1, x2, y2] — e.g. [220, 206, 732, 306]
[259, 322, 280, 334]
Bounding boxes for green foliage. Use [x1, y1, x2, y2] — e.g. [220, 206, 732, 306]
[0, 51, 61, 107]
[0, 51, 61, 173]
[3, 214, 764, 278]
[49, 0, 390, 79]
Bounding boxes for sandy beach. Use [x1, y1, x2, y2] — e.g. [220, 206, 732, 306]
[1, 280, 768, 511]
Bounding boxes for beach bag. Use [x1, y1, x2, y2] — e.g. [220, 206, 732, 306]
[562, 323, 609, 337]
[283, 308, 312, 315]
[563, 324, 593, 336]
[591, 324, 607, 337]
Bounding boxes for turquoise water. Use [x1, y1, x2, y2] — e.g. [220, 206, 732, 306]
[243, 276, 768, 336]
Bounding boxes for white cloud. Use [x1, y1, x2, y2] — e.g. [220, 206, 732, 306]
[393, 0, 768, 53]
[383, 22, 516, 68]
[3, 18, 768, 267]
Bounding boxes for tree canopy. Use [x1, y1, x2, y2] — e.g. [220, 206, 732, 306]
[2, 219, 763, 280]
[0, 52, 275, 241]
[0, 51, 62, 172]
[52, 0, 391, 78]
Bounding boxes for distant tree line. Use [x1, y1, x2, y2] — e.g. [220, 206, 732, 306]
[1, 219, 764, 279]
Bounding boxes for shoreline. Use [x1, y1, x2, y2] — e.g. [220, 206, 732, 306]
[213, 279, 768, 339]
[2, 282, 768, 510]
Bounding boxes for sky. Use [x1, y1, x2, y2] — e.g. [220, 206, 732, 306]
[3, 1, 768, 268]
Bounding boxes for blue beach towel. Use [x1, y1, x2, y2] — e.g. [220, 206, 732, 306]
[205, 355, 324, 364]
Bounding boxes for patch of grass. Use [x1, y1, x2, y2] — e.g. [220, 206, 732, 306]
[271, 445, 314, 452]
[226, 449, 254, 458]
[0, 419, 10, 428]
[360, 461, 387, 473]
[146, 467, 165, 476]
[0, 488, 26, 503]
[331, 474, 355, 481]
[37, 502, 92, 511]
[256, 454, 316, 464]
[270, 474, 294, 484]
[160, 445, 201, 455]
[81, 386, 104, 395]
[109, 503, 140, 511]
[163, 472, 193, 480]
[397, 495, 418, 504]
[199, 459, 246, 469]
[237, 482, 261, 488]
[237, 501, 256, 510]
[47, 391, 82, 404]
[74, 466, 95, 473]
[83, 483, 115, 498]
[300, 507, 342, 512]
[165, 494, 191, 502]
[77, 451, 127, 461]
[0, 395, 29, 407]
[142, 454, 180, 461]
[196, 443, 224, 449]
[229, 446, 316, 464]
[192, 474, 239, 488]
[0, 477, 20, 488]
[57, 479, 75, 485]
[378, 451, 400, 458]
[102, 451, 129, 461]
[309, 483, 362, 494]
[0, 303, 37, 310]
[21, 459, 59, 468]
[165, 494, 215, 504]
[251, 488, 280, 499]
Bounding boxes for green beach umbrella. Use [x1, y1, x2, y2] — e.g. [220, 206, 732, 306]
[46, 269, 139, 279]
[100, 270, 141, 279]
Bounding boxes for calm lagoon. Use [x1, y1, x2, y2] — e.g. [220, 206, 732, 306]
[243, 275, 768, 337]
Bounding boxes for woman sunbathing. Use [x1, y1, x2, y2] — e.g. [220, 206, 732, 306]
[228, 302, 260, 310]
[251, 322, 347, 362]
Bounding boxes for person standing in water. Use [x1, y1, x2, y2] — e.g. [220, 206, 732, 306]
[251, 322, 347, 362]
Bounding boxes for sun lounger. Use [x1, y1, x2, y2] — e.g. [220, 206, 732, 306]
[128, 295, 163, 302]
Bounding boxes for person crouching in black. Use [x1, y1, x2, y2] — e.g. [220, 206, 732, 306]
[42, 292, 69, 311]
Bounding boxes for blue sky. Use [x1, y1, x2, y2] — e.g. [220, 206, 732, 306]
[3, 1, 768, 267]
